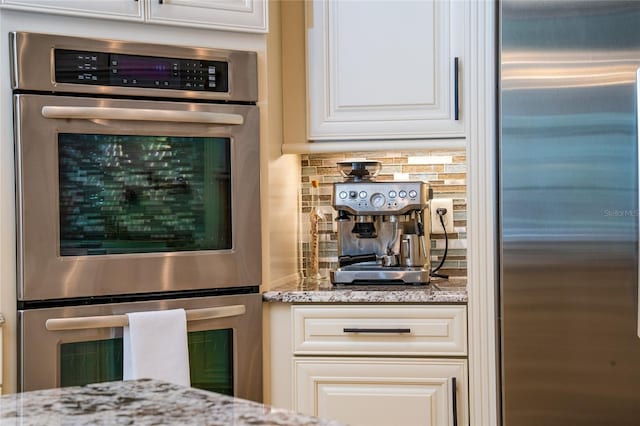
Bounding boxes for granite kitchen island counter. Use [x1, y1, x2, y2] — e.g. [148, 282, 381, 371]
[263, 277, 467, 303]
[0, 379, 343, 426]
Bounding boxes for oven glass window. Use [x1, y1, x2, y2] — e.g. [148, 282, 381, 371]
[188, 329, 234, 395]
[60, 338, 123, 387]
[60, 329, 234, 395]
[58, 134, 231, 256]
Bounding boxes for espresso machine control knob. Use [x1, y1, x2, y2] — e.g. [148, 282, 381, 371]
[409, 190, 418, 198]
[370, 192, 386, 208]
[399, 190, 407, 198]
[339, 191, 348, 199]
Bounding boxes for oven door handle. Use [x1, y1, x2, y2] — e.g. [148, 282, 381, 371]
[41, 106, 244, 125]
[44, 305, 246, 331]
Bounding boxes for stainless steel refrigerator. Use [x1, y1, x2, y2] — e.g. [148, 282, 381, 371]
[500, 1, 640, 425]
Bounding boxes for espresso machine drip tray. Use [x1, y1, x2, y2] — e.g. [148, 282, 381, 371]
[331, 265, 431, 285]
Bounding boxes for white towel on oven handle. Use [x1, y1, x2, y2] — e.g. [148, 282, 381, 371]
[123, 308, 191, 387]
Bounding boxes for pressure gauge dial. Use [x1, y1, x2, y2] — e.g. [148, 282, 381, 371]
[370, 193, 386, 208]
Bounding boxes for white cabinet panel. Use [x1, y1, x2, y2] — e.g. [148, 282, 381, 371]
[0, 0, 143, 20]
[0, 0, 267, 33]
[0, 324, 3, 393]
[292, 305, 467, 356]
[333, 2, 436, 108]
[147, 0, 268, 33]
[295, 358, 467, 426]
[307, 0, 466, 141]
[318, 384, 437, 426]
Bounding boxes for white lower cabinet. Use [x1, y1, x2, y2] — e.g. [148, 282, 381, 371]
[267, 303, 468, 426]
[295, 358, 467, 426]
[0, 322, 3, 394]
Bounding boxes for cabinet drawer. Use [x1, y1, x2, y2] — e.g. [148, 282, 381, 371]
[292, 305, 466, 356]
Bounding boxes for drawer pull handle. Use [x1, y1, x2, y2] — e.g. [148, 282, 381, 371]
[343, 328, 411, 334]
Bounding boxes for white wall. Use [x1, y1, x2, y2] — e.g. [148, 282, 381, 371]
[0, 6, 299, 393]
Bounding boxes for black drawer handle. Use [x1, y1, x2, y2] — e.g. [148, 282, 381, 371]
[343, 328, 411, 334]
[452, 377, 458, 426]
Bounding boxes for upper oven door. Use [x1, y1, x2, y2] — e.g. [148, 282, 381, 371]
[14, 94, 261, 301]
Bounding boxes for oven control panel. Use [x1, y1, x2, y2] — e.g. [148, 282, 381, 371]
[54, 49, 229, 92]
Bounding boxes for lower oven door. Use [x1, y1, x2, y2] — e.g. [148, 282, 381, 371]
[18, 293, 262, 401]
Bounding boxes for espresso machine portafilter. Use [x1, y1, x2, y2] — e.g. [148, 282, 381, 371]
[330, 161, 432, 285]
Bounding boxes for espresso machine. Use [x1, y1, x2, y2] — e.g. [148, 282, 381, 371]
[331, 161, 431, 285]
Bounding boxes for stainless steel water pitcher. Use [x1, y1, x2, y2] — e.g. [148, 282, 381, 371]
[399, 234, 427, 267]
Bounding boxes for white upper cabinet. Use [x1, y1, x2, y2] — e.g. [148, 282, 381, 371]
[147, 0, 268, 33]
[0, 0, 143, 21]
[0, 0, 268, 33]
[307, 0, 466, 141]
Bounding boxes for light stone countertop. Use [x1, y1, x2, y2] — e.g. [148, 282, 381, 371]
[262, 277, 467, 303]
[0, 379, 344, 426]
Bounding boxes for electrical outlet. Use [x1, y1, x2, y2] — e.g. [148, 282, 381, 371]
[430, 198, 455, 235]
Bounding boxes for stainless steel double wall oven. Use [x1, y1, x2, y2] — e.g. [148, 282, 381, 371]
[11, 32, 262, 398]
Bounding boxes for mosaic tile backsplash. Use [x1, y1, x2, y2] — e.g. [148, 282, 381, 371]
[300, 150, 467, 279]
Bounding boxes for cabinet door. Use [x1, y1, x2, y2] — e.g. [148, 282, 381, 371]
[295, 358, 467, 426]
[0, 325, 3, 394]
[147, 0, 268, 33]
[0, 0, 143, 21]
[307, 0, 465, 141]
